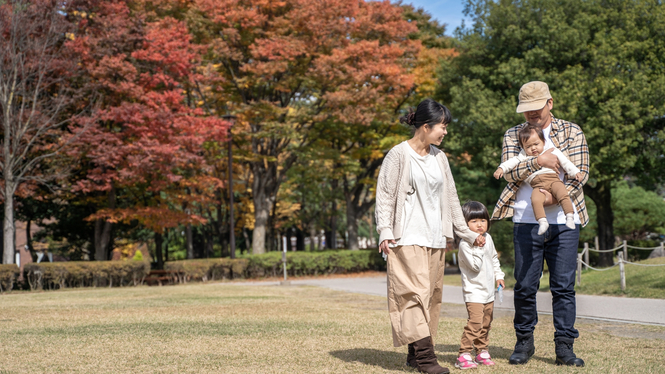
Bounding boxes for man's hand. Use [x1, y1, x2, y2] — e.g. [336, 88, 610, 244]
[473, 235, 486, 247]
[575, 172, 583, 182]
[379, 239, 396, 255]
[497, 279, 505, 289]
[536, 148, 560, 171]
[538, 188, 556, 207]
[493, 168, 504, 179]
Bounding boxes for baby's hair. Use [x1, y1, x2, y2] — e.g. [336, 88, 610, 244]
[461, 201, 491, 231]
[518, 124, 545, 148]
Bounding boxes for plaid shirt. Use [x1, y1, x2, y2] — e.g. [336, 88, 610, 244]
[491, 116, 590, 226]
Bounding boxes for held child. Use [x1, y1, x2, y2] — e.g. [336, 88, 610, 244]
[456, 202, 505, 370]
[493, 124, 583, 235]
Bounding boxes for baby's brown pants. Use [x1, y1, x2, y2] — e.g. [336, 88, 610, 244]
[530, 173, 574, 220]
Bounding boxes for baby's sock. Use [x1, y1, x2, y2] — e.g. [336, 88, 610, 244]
[537, 218, 549, 235]
[565, 213, 575, 229]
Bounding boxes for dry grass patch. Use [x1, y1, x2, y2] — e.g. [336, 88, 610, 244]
[0, 283, 663, 373]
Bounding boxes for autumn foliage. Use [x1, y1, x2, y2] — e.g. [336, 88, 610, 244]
[2, 0, 455, 263]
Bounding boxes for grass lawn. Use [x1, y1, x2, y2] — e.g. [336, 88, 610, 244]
[1, 283, 664, 373]
[534, 257, 665, 298]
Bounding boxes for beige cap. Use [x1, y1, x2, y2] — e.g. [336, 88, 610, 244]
[516, 81, 552, 113]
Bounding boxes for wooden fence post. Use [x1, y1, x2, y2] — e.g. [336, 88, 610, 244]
[583, 242, 589, 270]
[623, 240, 628, 262]
[618, 252, 626, 292]
[594, 236, 599, 251]
[577, 253, 582, 285]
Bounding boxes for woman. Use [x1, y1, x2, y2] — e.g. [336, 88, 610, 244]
[375, 99, 484, 374]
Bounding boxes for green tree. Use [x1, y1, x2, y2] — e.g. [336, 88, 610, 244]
[438, 0, 665, 266]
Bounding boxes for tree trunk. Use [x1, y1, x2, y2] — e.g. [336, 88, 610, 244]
[3, 182, 15, 264]
[154, 231, 163, 270]
[94, 186, 115, 261]
[164, 229, 169, 262]
[251, 177, 274, 254]
[186, 223, 194, 259]
[585, 182, 615, 267]
[309, 225, 317, 251]
[296, 227, 305, 251]
[26, 218, 33, 257]
[242, 228, 251, 254]
[345, 200, 359, 250]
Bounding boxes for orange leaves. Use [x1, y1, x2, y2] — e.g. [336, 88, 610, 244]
[88, 206, 207, 232]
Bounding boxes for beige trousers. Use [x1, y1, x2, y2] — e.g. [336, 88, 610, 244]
[387, 245, 446, 347]
[459, 302, 494, 354]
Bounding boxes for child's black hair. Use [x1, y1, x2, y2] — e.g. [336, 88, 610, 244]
[461, 201, 491, 231]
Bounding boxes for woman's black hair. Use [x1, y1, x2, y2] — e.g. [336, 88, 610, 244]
[461, 201, 491, 231]
[399, 98, 452, 129]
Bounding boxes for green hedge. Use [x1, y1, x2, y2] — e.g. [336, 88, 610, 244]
[244, 249, 386, 278]
[0, 249, 385, 292]
[164, 258, 249, 283]
[23, 261, 150, 290]
[165, 249, 386, 282]
[0, 265, 19, 293]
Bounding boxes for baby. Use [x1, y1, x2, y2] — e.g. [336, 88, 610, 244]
[494, 124, 583, 235]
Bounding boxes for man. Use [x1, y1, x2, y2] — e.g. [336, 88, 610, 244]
[491, 81, 589, 367]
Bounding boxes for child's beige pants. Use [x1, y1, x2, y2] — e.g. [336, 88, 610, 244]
[387, 245, 446, 347]
[459, 301, 494, 354]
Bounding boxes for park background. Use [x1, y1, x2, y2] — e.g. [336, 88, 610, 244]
[1, 0, 665, 282]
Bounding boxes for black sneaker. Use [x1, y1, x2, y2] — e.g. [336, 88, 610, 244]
[555, 338, 585, 367]
[509, 334, 535, 365]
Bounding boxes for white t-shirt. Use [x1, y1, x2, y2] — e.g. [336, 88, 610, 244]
[394, 143, 447, 249]
[513, 125, 581, 225]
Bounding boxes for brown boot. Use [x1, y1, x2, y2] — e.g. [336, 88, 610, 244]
[412, 337, 450, 374]
[406, 343, 417, 367]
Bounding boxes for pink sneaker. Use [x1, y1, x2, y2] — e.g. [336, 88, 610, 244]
[455, 353, 478, 370]
[475, 351, 495, 366]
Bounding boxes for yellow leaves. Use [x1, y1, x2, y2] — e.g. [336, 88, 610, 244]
[65, 33, 75, 41]
[71, 10, 90, 19]
[412, 47, 456, 97]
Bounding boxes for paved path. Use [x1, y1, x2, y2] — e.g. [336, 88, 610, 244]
[240, 276, 665, 326]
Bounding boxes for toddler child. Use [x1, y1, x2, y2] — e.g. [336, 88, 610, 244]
[493, 124, 583, 235]
[456, 201, 505, 370]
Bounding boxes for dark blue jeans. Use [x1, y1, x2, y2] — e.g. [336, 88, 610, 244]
[513, 223, 580, 340]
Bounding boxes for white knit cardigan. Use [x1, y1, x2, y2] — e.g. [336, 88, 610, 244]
[375, 142, 479, 246]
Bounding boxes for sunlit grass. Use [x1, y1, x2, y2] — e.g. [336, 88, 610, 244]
[0, 283, 663, 373]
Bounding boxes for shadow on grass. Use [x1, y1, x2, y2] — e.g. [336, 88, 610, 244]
[434, 344, 554, 366]
[329, 348, 406, 370]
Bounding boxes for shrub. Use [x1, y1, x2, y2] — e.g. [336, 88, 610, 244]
[23, 261, 150, 290]
[164, 249, 386, 282]
[0, 264, 19, 292]
[132, 250, 144, 261]
[242, 249, 386, 278]
[165, 258, 249, 283]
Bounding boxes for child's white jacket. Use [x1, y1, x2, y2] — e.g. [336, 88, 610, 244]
[458, 233, 504, 304]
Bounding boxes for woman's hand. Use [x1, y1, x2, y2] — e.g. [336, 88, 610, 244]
[497, 279, 505, 289]
[493, 168, 504, 180]
[379, 239, 396, 255]
[575, 172, 583, 182]
[473, 235, 486, 247]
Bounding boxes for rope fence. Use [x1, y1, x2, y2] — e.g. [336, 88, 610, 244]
[576, 238, 665, 291]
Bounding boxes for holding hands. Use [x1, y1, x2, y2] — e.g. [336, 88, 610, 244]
[379, 239, 396, 255]
[493, 168, 503, 180]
